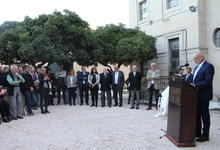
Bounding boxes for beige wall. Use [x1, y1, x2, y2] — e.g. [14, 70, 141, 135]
[204, 0, 220, 97]
[129, 0, 200, 76]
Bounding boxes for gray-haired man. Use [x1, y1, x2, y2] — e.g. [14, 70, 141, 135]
[146, 63, 160, 110]
[7, 64, 25, 120]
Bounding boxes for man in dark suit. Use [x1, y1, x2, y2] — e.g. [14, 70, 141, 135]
[100, 67, 112, 107]
[21, 65, 35, 116]
[77, 66, 89, 105]
[128, 65, 142, 109]
[191, 52, 215, 142]
[183, 66, 193, 83]
[112, 65, 125, 107]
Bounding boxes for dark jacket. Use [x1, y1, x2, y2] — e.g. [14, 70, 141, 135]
[183, 73, 193, 83]
[21, 72, 34, 92]
[0, 72, 8, 88]
[192, 61, 215, 101]
[77, 71, 89, 88]
[39, 74, 50, 90]
[128, 72, 142, 90]
[112, 71, 125, 88]
[100, 72, 112, 91]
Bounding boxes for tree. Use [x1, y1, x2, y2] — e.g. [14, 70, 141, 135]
[94, 24, 157, 69]
[0, 10, 96, 67]
[116, 28, 157, 65]
[0, 28, 21, 64]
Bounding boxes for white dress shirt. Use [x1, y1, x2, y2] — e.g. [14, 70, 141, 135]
[193, 61, 205, 82]
[114, 71, 119, 84]
[151, 71, 155, 84]
[133, 72, 136, 77]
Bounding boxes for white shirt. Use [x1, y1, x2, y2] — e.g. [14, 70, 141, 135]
[114, 71, 119, 84]
[185, 74, 190, 81]
[151, 71, 155, 84]
[193, 61, 205, 82]
[133, 72, 136, 77]
[83, 71, 86, 84]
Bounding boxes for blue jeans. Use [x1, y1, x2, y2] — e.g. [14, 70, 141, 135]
[30, 91, 37, 106]
[24, 91, 34, 114]
[9, 87, 23, 117]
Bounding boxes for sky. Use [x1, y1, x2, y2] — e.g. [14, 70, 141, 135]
[0, 0, 129, 29]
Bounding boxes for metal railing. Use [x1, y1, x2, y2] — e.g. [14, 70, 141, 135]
[140, 76, 169, 104]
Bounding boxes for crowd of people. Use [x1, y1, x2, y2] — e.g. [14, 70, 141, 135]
[0, 63, 145, 124]
[0, 52, 215, 143]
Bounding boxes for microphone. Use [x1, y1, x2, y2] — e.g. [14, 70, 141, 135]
[180, 63, 189, 68]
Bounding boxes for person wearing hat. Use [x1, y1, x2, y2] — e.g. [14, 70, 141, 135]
[183, 66, 193, 83]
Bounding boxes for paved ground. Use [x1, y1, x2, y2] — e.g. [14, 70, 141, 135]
[0, 103, 220, 150]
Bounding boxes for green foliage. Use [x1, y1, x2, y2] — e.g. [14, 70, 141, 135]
[94, 24, 157, 67]
[0, 11, 157, 68]
[0, 10, 96, 66]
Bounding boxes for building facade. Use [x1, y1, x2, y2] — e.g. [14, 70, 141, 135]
[129, 0, 220, 101]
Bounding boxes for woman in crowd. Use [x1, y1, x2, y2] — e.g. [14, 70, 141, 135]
[88, 67, 100, 107]
[39, 68, 50, 114]
[66, 69, 77, 106]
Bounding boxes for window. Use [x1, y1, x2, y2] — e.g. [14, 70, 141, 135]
[169, 38, 179, 74]
[167, 0, 179, 9]
[139, 1, 147, 21]
[214, 28, 220, 47]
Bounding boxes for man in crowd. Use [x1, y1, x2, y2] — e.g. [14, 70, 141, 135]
[100, 67, 112, 107]
[56, 65, 67, 105]
[7, 64, 25, 120]
[191, 52, 215, 142]
[0, 87, 11, 123]
[146, 63, 160, 110]
[112, 65, 125, 107]
[0, 66, 9, 88]
[77, 66, 89, 105]
[128, 65, 142, 109]
[21, 65, 35, 116]
[29, 66, 39, 108]
[47, 68, 56, 106]
[183, 66, 193, 83]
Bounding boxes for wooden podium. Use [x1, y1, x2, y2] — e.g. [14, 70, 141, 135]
[166, 77, 198, 147]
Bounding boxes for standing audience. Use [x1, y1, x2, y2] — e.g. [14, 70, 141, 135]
[146, 63, 160, 110]
[21, 65, 35, 116]
[39, 68, 50, 114]
[56, 65, 67, 105]
[112, 65, 125, 107]
[0, 87, 11, 122]
[66, 69, 77, 106]
[128, 65, 142, 110]
[7, 65, 25, 120]
[99, 67, 112, 107]
[77, 66, 89, 105]
[88, 67, 100, 107]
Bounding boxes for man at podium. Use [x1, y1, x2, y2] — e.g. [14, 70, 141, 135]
[192, 52, 215, 142]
